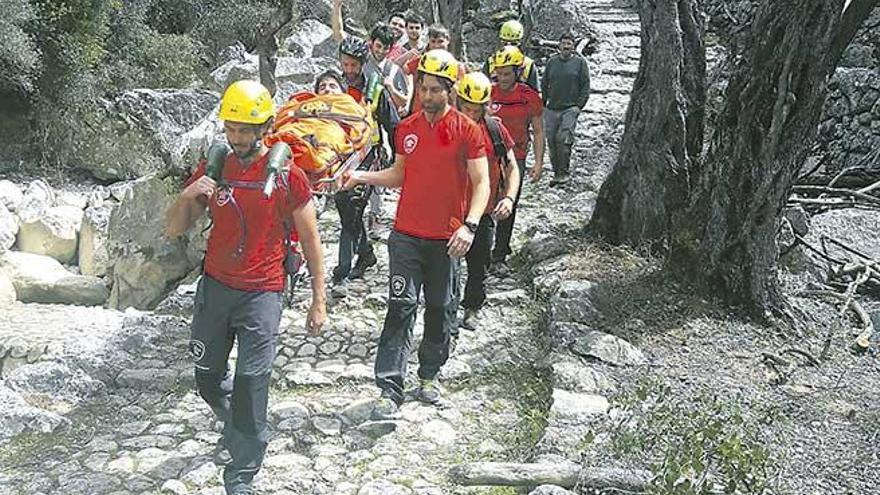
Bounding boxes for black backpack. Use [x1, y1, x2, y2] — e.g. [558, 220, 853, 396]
[483, 116, 513, 194]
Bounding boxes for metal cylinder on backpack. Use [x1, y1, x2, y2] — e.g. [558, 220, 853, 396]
[205, 139, 232, 181]
[263, 142, 292, 198]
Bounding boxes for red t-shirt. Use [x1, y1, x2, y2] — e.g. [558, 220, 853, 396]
[185, 153, 312, 292]
[478, 117, 516, 211]
[394, 109, 486, 239]
[386, 44, 406, 62]
[346, 86, 364, 103]
[489, 83, 543, 160]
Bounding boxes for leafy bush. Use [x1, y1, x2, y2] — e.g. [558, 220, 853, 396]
[0, 0, 305, 168]
[0, 0, 40, 95]
[595, 379, 780, 495]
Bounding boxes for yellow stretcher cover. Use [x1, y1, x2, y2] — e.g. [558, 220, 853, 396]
[265, 91, 374, 183]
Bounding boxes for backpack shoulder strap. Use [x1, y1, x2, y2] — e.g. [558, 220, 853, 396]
[483, 116, 510, 164]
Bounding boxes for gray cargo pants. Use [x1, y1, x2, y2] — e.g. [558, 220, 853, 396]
[190, 275, 282, 494]
[374, 230, 459, 404]
[544, 106, 580, 178]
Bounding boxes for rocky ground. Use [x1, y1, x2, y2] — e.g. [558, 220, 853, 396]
[3, 0, 880, 494]
[0, 2, 641, 493]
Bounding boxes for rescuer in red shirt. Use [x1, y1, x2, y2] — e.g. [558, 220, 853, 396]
[454, 71, 521, 333]
[165, 80, 327, 495]
[343, 49, 490, 419]
[489, 45, 545, 273]
[401, 24, 466, 116]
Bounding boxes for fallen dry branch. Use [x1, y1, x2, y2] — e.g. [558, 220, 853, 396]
[797, 289, 875, 353]
[781, 347, 820, 366]
[857, 178, 880, 195]
[449, 462, 652, 491]
[790, 185, 880, 205]
[786, 197, 880, 211]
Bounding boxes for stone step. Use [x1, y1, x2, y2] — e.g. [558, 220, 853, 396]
[584, 93, 631, 115]
[589, 15, 640, 23]
[584, 4, 636, 14]
[616, 35, 641, 48]
[591, 79, 634, 95]
[603, 66, 639, 78]
[613, 27, 642, 37]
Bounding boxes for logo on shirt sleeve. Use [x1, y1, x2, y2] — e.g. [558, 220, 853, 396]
[403, 133, 419, 154]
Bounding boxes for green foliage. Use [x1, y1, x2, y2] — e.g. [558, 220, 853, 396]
[0, 0, 40, 94]
[599, 379, 780, 495]
[0, 0, 297, 167]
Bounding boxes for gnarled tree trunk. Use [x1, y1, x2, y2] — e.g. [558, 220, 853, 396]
[588, 0, 705, 246]
[669, 0, 878, 315]
[436, 0, 464, 57]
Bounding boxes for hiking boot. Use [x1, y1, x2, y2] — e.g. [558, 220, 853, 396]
[212, 438, 232, 466]
[331, 278, 348, 299]
[367, 212, 382, 240]
[350, 251, 378, 279]
[550, 174, 570, 186]
[417, 378, 442, 404]
[460, 308, 479, 331]
[371, 391, 400, 420]
[490, 260, 511, 277]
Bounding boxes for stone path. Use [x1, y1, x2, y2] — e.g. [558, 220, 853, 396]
[0, 0, 642, 493]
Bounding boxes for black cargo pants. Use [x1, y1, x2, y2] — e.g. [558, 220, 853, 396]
[462, 214, 496, 310]
[492, 158, 527, 262]
[189, 275, 282, 494]
[374, 230, 459, 404]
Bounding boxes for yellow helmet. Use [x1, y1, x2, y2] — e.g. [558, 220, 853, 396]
[457, 72, 492, 104]
[493, 45, 525, 69]
[417, 49, 459, 83]
[499, 20, 524, 42]
[218, 80, 275, 124]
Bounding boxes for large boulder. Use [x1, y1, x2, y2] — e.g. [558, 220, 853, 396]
[0, 180, 23, 211]
[80, 89, 220, 181]
[106, 175, 202, 310]
[313, 36, 341, 59]
[805, 209, 880, 271]
[16, 205, 83, 264]
[78, 204, 113, 277]
[0, 205, 18, 252]
[0, 272, 15, 307]
[275, 56, 337, 85]
[211, 51, 259, 92]
[0, 384, 68, 441]
[0, 251, 108, 306]
[283, 19, 334, 58]
[5, 361, 105, 410]
[17, 180, 54, 219]
[570, 331, 646, 367]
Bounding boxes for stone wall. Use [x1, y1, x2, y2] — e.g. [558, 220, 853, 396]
[816, 7, 880, 174]
[818, 68, 880, 173]
[703, 3, 880, 176]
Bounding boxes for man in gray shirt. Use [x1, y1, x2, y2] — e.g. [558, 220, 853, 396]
[541, 32, 590, 186]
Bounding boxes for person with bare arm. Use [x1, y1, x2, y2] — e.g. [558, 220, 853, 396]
[166, 80, 327, 495]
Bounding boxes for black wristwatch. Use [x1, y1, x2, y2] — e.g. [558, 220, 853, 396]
[464, 220, 479, 233]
